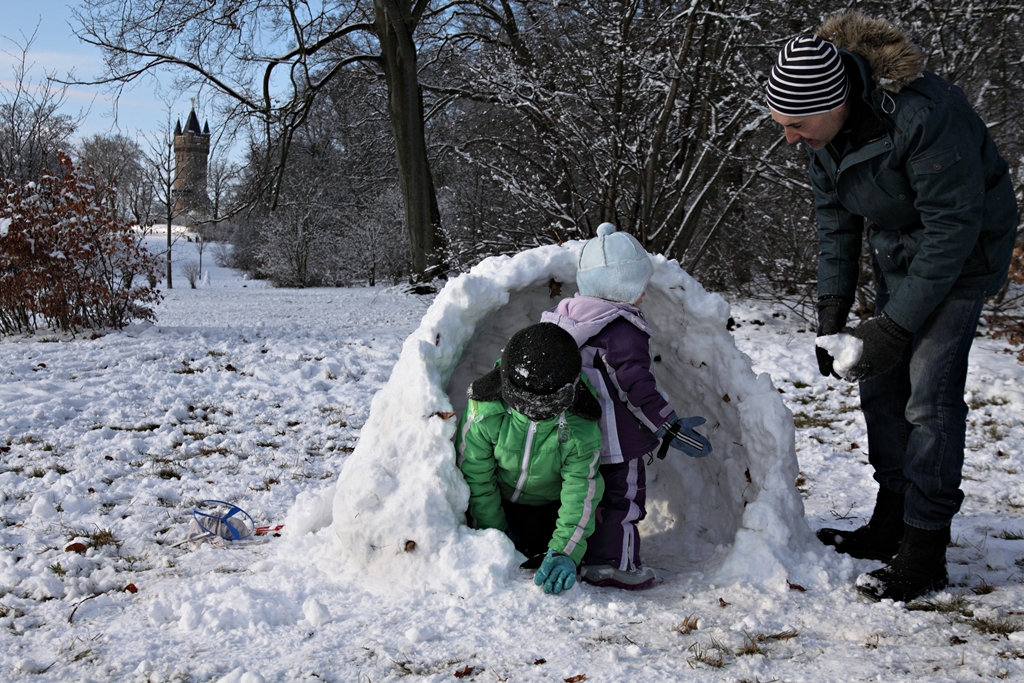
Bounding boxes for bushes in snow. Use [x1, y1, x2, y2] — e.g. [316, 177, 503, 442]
[0, 153, 162, 335]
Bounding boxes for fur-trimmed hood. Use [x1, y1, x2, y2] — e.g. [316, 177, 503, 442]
[817, 12, 924, 94]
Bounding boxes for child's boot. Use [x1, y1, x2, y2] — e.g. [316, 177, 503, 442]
[579, 564, 656, 590]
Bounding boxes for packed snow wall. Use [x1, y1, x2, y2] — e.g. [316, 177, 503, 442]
[326, 243, 825, 594]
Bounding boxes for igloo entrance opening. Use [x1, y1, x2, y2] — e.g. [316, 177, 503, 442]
[447, 277, 746, 572]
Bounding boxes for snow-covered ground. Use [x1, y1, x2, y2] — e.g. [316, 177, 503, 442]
[1, 236, 1023, 682]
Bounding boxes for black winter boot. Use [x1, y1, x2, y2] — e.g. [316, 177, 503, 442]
[855, 524, 950, 602]
[817, 487, 904, 561]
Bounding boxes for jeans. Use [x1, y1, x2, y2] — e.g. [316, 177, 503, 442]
[859, 297, 983, 530]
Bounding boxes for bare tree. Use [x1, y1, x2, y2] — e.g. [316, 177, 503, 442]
[436, 1, 770, 267]
[72, 0, 446, 278]
[206, 155, 241, 222]
[346, 186, 409, 285]
[228, 57, 409, 286]
[75, 132, 147, 222]
[0, 29, 82, 183]
[191, 154, 239, 277]
[143, 110, 188, 289]
[251, 181, 346, 288]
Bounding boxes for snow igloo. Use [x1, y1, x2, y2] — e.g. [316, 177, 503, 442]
[327, 243, 824, 595]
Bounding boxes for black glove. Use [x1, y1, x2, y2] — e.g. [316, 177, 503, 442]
[843, 314, 912, 381]
[815, 296, 852, 377]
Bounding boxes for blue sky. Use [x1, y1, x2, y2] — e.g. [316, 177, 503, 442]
[2, 0, 201, 144]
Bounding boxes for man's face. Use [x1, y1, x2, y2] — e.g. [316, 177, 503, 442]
[770, 103, 850, 150]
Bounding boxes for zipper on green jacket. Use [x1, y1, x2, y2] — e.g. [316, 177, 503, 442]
[510, 420, 537, 502]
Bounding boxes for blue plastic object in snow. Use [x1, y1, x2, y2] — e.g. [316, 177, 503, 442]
[192, 500, 255, 541]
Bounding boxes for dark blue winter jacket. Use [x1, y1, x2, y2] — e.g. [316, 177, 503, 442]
[810, 14, 1017, 332]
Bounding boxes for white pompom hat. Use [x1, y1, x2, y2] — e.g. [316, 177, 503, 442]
[576, 222, 654, 304]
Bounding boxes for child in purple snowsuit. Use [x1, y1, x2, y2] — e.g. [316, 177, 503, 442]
[542, 222, 712, 589]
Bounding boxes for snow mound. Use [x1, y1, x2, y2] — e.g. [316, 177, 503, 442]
[316, 243, 829, 594]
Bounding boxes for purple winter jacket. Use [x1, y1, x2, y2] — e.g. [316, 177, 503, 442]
[542, 295, 675, 464]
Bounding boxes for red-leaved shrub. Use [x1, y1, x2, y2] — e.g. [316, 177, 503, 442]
[0, 153, 162, 335]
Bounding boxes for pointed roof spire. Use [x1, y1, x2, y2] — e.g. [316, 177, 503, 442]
[174, 119, 182, 136]
[202, 121, 210, 136]
[185, 108, 203, 136]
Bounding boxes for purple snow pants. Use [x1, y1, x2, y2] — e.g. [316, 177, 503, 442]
[583, 458, 647, 570]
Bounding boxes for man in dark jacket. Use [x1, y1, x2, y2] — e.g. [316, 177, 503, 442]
[766, 12, 1018, 602]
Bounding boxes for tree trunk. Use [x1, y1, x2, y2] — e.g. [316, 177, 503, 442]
[374, 0, 444, 279]
[165, 218, 173, 289]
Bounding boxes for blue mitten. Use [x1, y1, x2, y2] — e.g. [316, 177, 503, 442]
[533, 549, 576, 594]
[659, 415, 712, 458]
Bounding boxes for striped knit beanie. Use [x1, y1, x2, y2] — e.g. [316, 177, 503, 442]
[766, 34, 849, 117]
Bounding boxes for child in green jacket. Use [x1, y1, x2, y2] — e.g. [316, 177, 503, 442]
[456, 322, 604, 595]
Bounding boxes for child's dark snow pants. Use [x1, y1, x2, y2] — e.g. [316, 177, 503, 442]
[582, 458, 647, 570]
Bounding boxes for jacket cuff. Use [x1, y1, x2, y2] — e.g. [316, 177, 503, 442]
[878, 312, 913, 343]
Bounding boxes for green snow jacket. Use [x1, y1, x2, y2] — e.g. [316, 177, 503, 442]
[455, 371, 604, 565]
[811, 13, 1017, 332]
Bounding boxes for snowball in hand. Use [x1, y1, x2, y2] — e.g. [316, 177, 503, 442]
[815, 333, 863, 378]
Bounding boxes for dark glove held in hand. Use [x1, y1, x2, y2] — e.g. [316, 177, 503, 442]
[843, 314, 912, 381]
[815, 296, 852, 377]
[658, 415, 712, 458]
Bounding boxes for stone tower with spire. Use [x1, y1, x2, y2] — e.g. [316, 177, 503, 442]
[172, 106, 211, 218]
